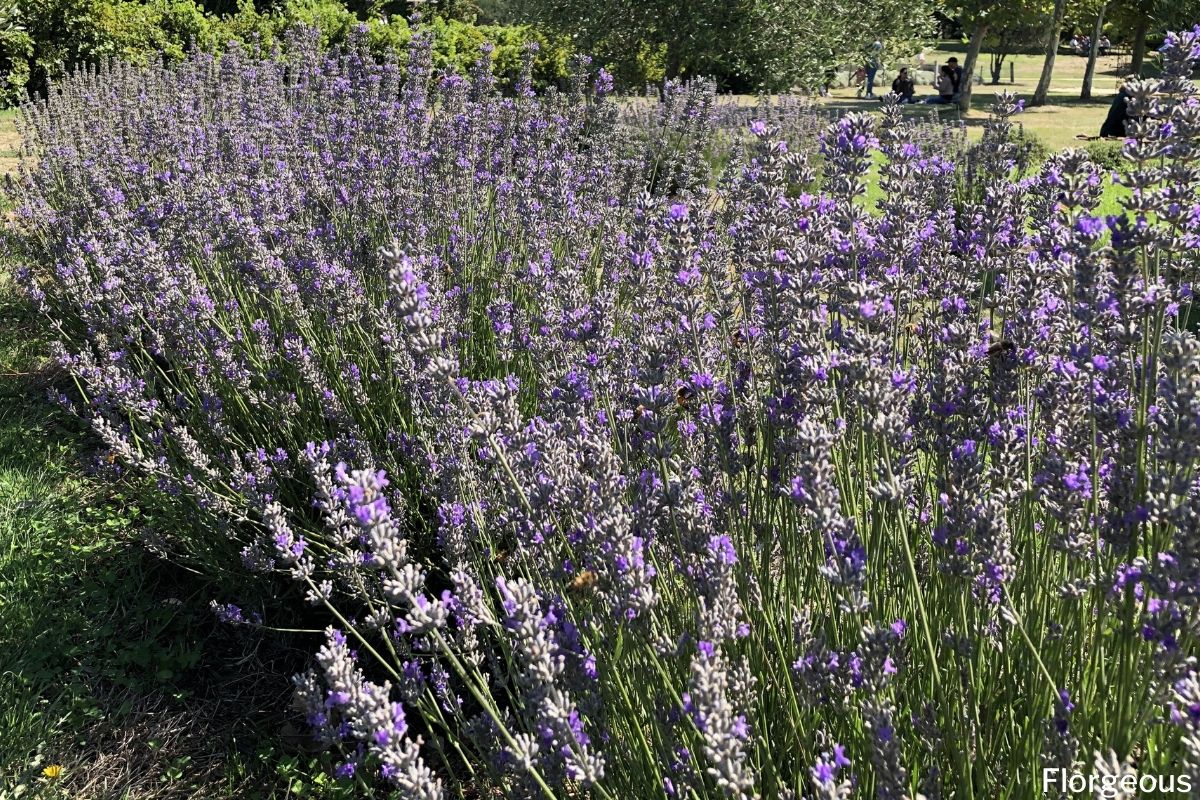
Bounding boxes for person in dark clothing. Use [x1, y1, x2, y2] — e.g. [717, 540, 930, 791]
[1099, 82, 1135, 137]
[946, 56, 964, 97]
[820, 68, 836, 96]
[891, 67, 915, 103]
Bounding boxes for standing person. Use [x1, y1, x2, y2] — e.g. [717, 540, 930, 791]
[852, 66, 867, 97]
[820, 67, 836, 96]
[865, 40, 883, 98]
[891, 67, 915, 103]
[924, 65, 956, 104]
[946, 56, 964, 99]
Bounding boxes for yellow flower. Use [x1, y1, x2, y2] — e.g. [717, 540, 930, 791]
[41, 764, 63, 779]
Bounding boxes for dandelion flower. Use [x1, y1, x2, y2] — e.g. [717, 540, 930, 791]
[42, 764, 63, 779]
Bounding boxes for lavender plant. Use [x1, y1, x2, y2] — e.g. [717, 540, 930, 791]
[8, 20, 1200, 799]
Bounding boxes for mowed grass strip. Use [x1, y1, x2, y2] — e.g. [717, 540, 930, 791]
[0, 108, 20, 177]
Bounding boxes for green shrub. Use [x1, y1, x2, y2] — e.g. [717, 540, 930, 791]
[0, 0, 32, 106]
[363, 14, 409, 56]
[0, 0, 571, 106]
[476, 22, 571, 88]
[1084, 138, 1126, 172]
[207, 0, 283, 49]
[95, 0, 214, 63]
[421, 16, 570, 89]
[632, 39, 667, 85]
[280, 0, 355, 47]
[13, 0, 109, 98]
[1012, 125, 1050, 168]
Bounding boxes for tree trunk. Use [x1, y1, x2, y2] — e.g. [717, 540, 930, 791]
[1031, 0, 1069, 106]
[1130, 16, 1148, 75]
[958, 21, 988, 112]
[1081, 1, 1109, 99]
[990, 38, 1009, 85]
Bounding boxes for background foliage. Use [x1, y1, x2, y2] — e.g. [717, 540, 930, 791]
[4, 0, 1200, 106]
[0, 0, 573, 105]
[489, 0, 935, 92]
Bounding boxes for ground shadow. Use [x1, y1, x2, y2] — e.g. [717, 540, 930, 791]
[0, 285, 320, 798]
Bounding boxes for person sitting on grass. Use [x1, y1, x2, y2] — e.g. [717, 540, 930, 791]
[1075, 81, 1141, 141]
[924, 66, 956, 105]
[891, 68, 915, 103]
[1099, 81, 1136, 138]
[946, 56, 963, 98]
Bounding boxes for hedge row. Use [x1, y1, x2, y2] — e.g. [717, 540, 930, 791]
[0, 0, 574, 106]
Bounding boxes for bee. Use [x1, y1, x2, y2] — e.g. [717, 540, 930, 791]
[492, 549, 510, 564]
[986, 340, 1016, 360]
[730, 329, 745, 348]
[103, 451, 118, 465]
[676, 385, 694, 409]
[567, 569, 598, 594]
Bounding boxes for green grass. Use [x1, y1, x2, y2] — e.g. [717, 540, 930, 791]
[0, 107, 20, 176]
[822, 39, 1136, 215]
[819, 40, 1137, 152]
[855, 138, 1128, 217]
[0, 275, 199, 794]
[0, 268, 366, 797]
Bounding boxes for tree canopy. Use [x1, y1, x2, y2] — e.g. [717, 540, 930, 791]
[492, 0, 934, 91]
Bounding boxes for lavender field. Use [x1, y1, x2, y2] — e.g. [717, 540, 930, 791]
[5, 20, 1200, 800]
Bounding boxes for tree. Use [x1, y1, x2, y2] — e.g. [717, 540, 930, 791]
[1107, 0, 1200, 75]
[504, 0, 934, 91]
[983, 0, 1048, 84]
[958, 20, 986, 110]
[949, 0, 1021, 112]
[1080, 0, 1109, 98]
[1129, 14, 1148, 73]
[1030, 0, 1067, 106]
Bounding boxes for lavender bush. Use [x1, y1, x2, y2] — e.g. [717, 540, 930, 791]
[8, 20, 1200, 799]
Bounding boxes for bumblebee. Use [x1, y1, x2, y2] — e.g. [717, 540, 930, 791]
[986, 340, 1016, 360]
[567, 569, 599, 594]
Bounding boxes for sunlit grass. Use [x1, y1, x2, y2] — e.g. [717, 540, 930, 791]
[819, 40, 1134, 152]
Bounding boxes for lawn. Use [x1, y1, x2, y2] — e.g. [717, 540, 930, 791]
[0, 152, 352, 798]
[813, 41, 1135, 212]
[819, 41, 1133, 151]
[0, 107, 19, 177]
